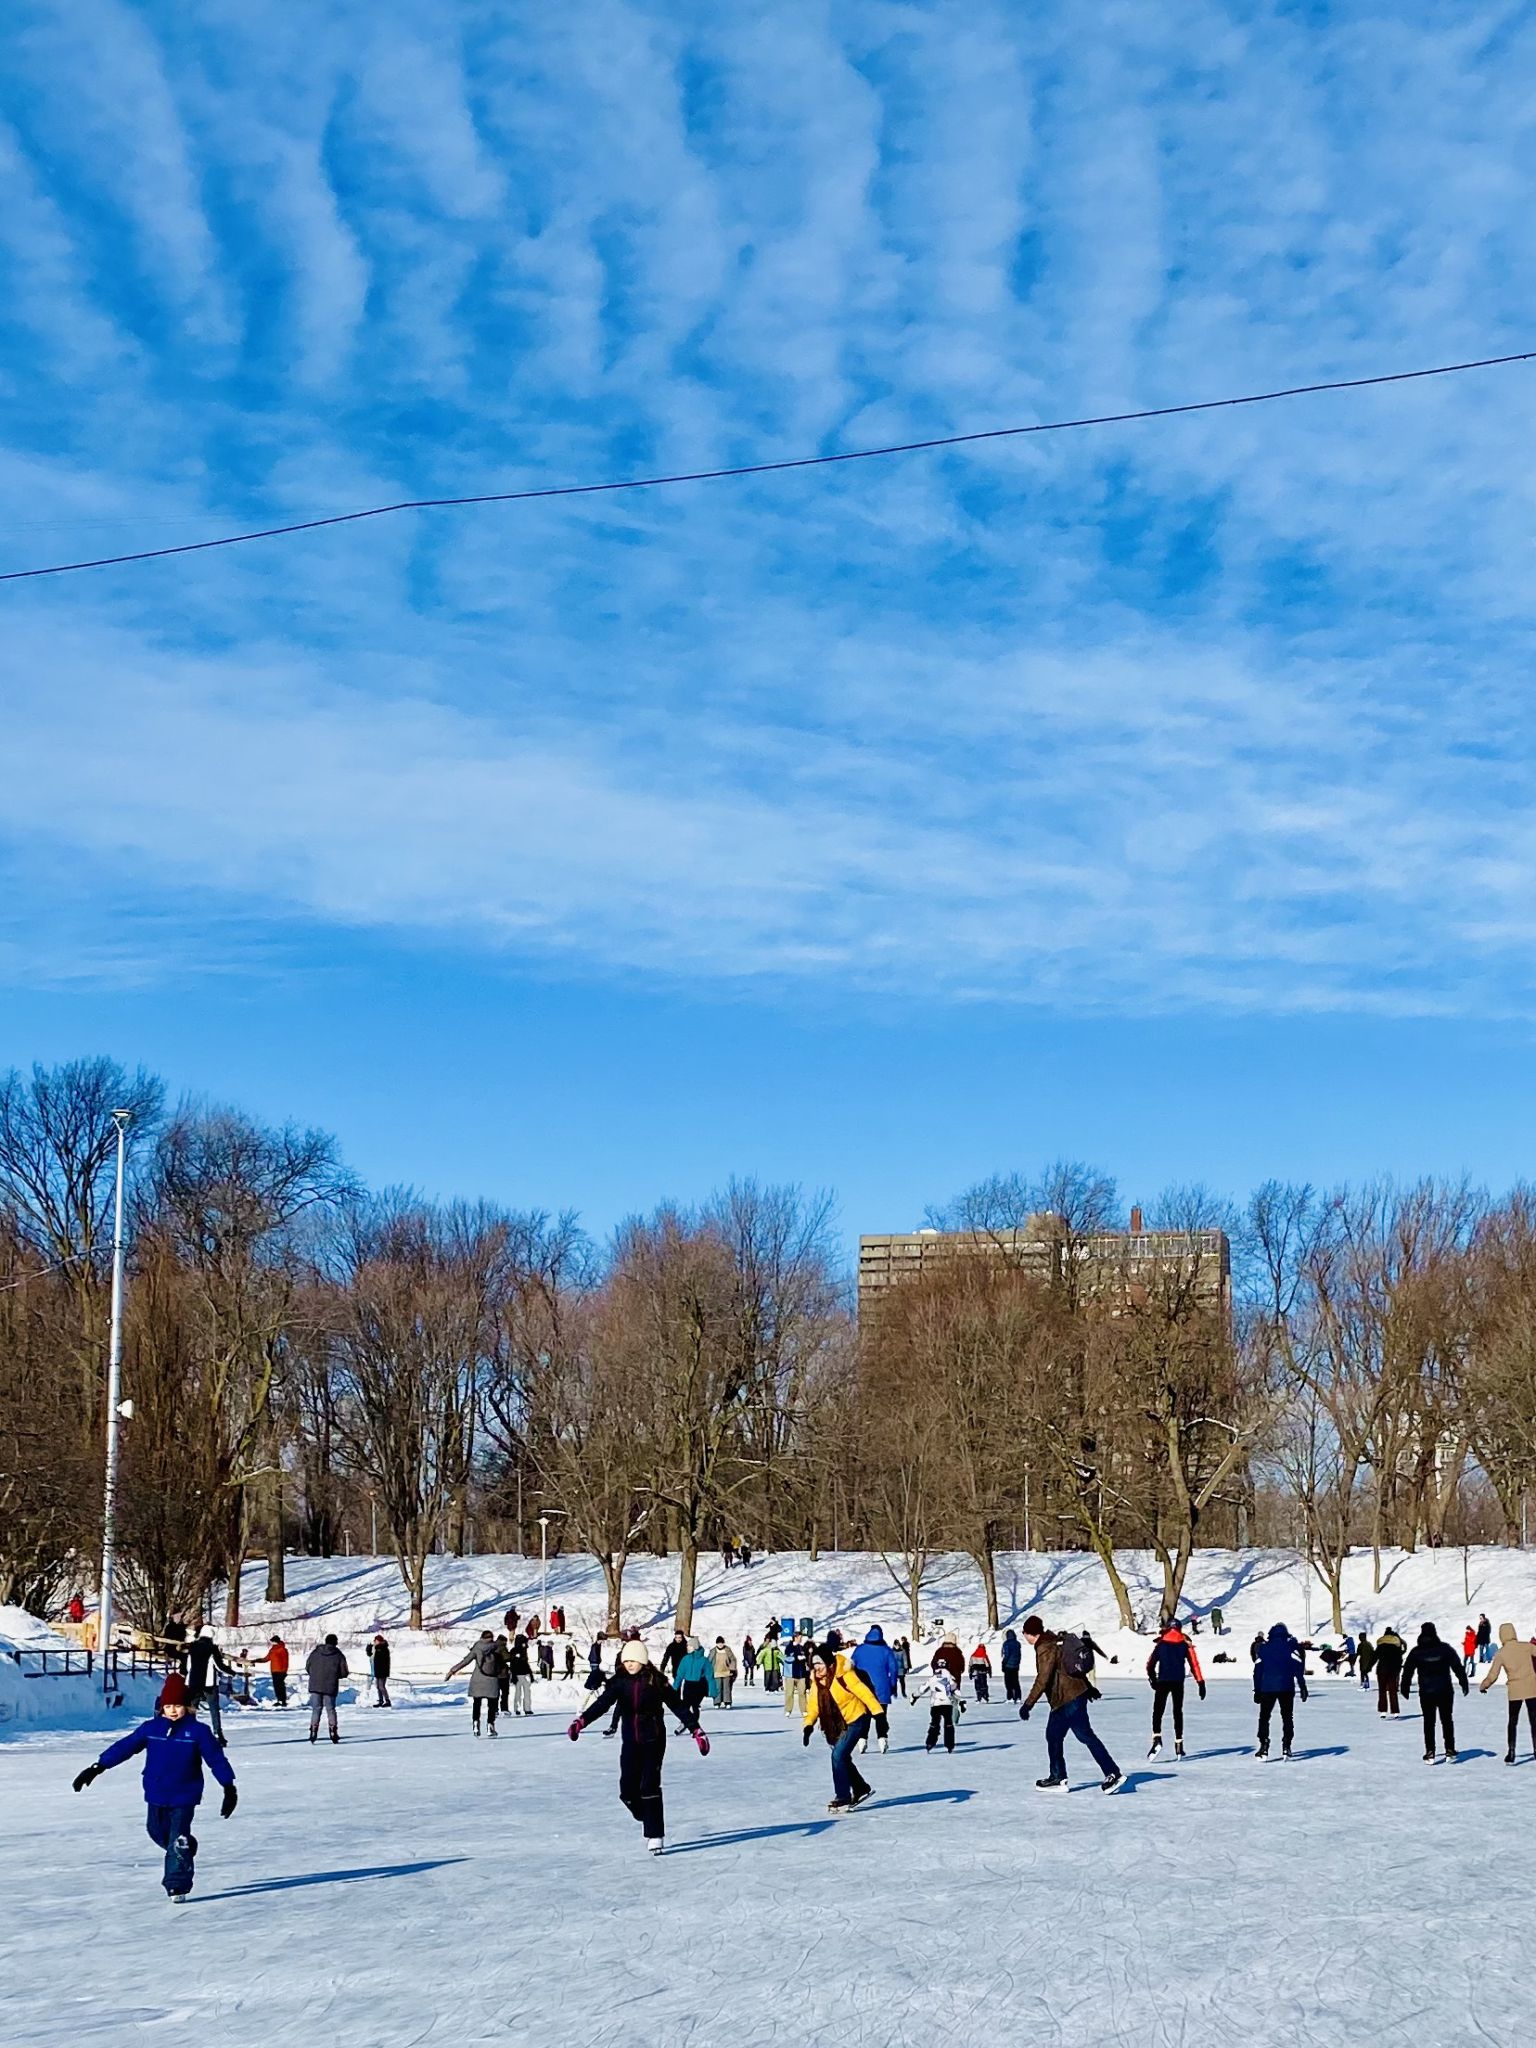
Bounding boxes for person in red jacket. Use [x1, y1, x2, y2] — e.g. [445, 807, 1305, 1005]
[1145, 1622, 1205, 1757]
[252, 1634, 291, 1707]
[1462, 1625, 1478, 1669]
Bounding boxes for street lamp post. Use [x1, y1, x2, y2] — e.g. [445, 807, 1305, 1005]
[97, 1110, 131, 1698]
[539, 1515, 550, 1622]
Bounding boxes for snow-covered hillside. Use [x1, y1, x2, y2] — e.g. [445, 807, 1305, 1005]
[211, 1545, 1536, 1677]
[0, 1606, 159, 1732]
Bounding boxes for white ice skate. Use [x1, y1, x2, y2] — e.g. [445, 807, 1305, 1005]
[1147, 1736, 1162, 1757]
[647, 1839, 665, 1856]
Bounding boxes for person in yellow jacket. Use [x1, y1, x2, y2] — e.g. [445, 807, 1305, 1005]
[803, 1643, 883, 1813]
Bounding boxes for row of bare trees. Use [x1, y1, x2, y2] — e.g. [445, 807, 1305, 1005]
[4, 1061, 1536, 1639]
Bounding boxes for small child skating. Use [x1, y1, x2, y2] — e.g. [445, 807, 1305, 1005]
[912, 1667, 961, 1752]
[71, 1672, 237, 1902]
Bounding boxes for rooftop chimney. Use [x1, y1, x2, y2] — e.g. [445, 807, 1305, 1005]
[1130, 1205, 1144, 1232]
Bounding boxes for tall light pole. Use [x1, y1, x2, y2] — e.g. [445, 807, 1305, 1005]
[97, 1109, 131, 1697]
[538, 1515, 550, 1621]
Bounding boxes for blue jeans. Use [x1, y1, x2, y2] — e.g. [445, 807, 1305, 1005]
[830, 1715, 872, 1803]
[146, 1803, 198, 1895]
[1045, 1696, 1118, 1781]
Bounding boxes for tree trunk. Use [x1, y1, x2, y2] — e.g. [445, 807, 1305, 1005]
[1088, 1529, 1137, 1631]
[265, 1471, 286, 1604]
[974, 1538, 1000, 1631]
[676, 1539, 698, 1636]
[408, 1553, 425, 1630]
[600, 1551, 626, 1636]
[908, 1559, 923, 1639]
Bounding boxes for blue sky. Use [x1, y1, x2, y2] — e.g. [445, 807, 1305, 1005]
[3, 1, 1536, 1256]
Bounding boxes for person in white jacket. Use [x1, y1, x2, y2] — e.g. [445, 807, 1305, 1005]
[911, 1667, 962, 1753]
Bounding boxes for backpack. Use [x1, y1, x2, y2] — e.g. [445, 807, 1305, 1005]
[1058, 1632, 1093, 1679]
[476, 1641, 500, 1679]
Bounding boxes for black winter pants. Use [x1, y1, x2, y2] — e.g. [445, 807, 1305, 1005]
[1152, 1680, 1185, 1739]
[472, 1695, 499, 1731]
[619, 1735, 666, 1839]
[1419, 1693, 1456, 1756]
[1003, 1668, 1022, 1703]
[1256, 1691, 1294, 1751]
[925, 1706, 956, 1752]
[1377, 1670, 1400, 1714]
[1506, 1698, 1536, 1755]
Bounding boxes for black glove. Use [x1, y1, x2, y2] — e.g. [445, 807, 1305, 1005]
[801, 1726, 812, 1747]
[72, 1764, 101, 1793]
[1299, 1683, 1309, 1703]
[1197, 1682, 1207, 1702]
[220, 1783, 238, 1819]
[1018, 1705, 1030, 1722]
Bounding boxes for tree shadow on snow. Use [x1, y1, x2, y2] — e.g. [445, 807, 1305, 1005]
[195, 1858, 467, 1902]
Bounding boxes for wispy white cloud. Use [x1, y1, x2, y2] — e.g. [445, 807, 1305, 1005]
[2, 2, 1536, 1018]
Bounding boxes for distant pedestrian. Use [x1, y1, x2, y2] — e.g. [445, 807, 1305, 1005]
[71, 1672, 237, 1901]
[721, 1541, 735, 1571]
[1020, 1616, 1121, 1792]
[758, 1638, 783, 1692]
[1000, 1629, 1023, 1704]
[509, 1632, 534, 1715]
[563, 1641, 576, 1680]
[1476, 1614, 1493, 1666]
[1357, 1634, 1376, 1692]
[738, 1539, 753, 1569]
[1403, 1623, 1468, 1762]
[1479, 1622, 1536, 1763]
[1374, 1628, 1406, 1716]
[742, 1634, 757, 1686]
[539, 1636, 555, 1682]
[503, 1605, 519, 1636]
[710, 1637, 738, 1708]
[305, 1633, 349, 1744]
[968, 1643, 992, 1703]
[371, 1634, 392, 1708]
[1210, 1605, 1225, 1637]
[253, 1634, 290, 1707]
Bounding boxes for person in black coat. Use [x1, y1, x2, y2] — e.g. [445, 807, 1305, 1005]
[371, 1634, 392, 1708]
[1402, 1623, 1469, 1761]
[1252, 1623, 1308, 1758]
[569, 1640, 709, 1854]
[1373, 1628, 1407, 1715]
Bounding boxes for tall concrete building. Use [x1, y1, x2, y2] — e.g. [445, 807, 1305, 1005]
[857, 1208, 1232, 1322]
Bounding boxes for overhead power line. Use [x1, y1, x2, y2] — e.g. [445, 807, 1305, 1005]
[2, 349, 1530, 586]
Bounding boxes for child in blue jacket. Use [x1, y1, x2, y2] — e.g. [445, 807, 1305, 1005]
[73, 1671, 237, 1901]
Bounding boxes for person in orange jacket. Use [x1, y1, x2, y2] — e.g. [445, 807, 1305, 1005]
[252, 1634, 291, 1708]
[803, 1644, 883, 1814]
[1145, 1621, 1205, 1757]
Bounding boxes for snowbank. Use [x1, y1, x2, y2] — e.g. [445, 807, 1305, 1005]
[209, 1545, 1536, 1681]
[0, 1605, 159, 1735]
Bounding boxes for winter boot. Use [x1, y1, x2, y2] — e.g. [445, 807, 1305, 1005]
[308, 1729, 318, 1744]
[473, 1724, 482, 1737]
[1256, 1743, 1269, 1759]
[487, 1725, 498, 1739]
[1506, 1748, 1516, 1765]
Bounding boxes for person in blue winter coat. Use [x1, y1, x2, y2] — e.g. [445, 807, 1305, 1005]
[1252, 1623, 1308, 1759]
[71, 1672, 237, 1901]
[851, 1626, 900, 1753]
[1000, 1630, 1024, 1704]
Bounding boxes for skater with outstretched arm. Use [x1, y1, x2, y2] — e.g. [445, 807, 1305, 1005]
[803, 1643, 883, 1813]
[1019, 1615, 1121, 1792]
[71, 1673, 236, 1903]
[569, 1638, 709, 1856]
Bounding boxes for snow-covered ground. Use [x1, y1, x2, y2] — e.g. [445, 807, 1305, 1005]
[0, 1607, 159, 1733]
[1, 1669, 1530, 2046]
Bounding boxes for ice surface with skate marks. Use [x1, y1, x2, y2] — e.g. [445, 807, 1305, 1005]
[0, 1679, 1528, 2047]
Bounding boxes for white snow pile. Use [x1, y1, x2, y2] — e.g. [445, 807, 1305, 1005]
[0, 1605, 159, 1734]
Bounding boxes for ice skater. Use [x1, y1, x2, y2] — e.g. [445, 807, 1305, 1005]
[71, 1672, 237, 1902]
[1000, 1629, 1023, 1703]
[569, 1638, 709, 1855]
[1374, 1627, 1406, 1715]
[371, 1634, 392, 1708]
[1479, 1623, 1536, 1762]
[1253, 1622, 1307, 1759]
[1402, 1622, 1468, 1762]
[305, 1633, 349, 1744]
[911, 1665, 960, 1751]
[968, 1643, 992, 1702]
[1018, 1615, 1121, 1792]
[803, 1643, 883, 1813]
[851, 1625, 900, 1752]
[446, 1629, 506, 1737]
[1146, 1618, 1205, 1757]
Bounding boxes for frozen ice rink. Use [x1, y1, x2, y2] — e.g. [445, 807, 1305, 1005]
[1, 1673, 1527, 2046]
